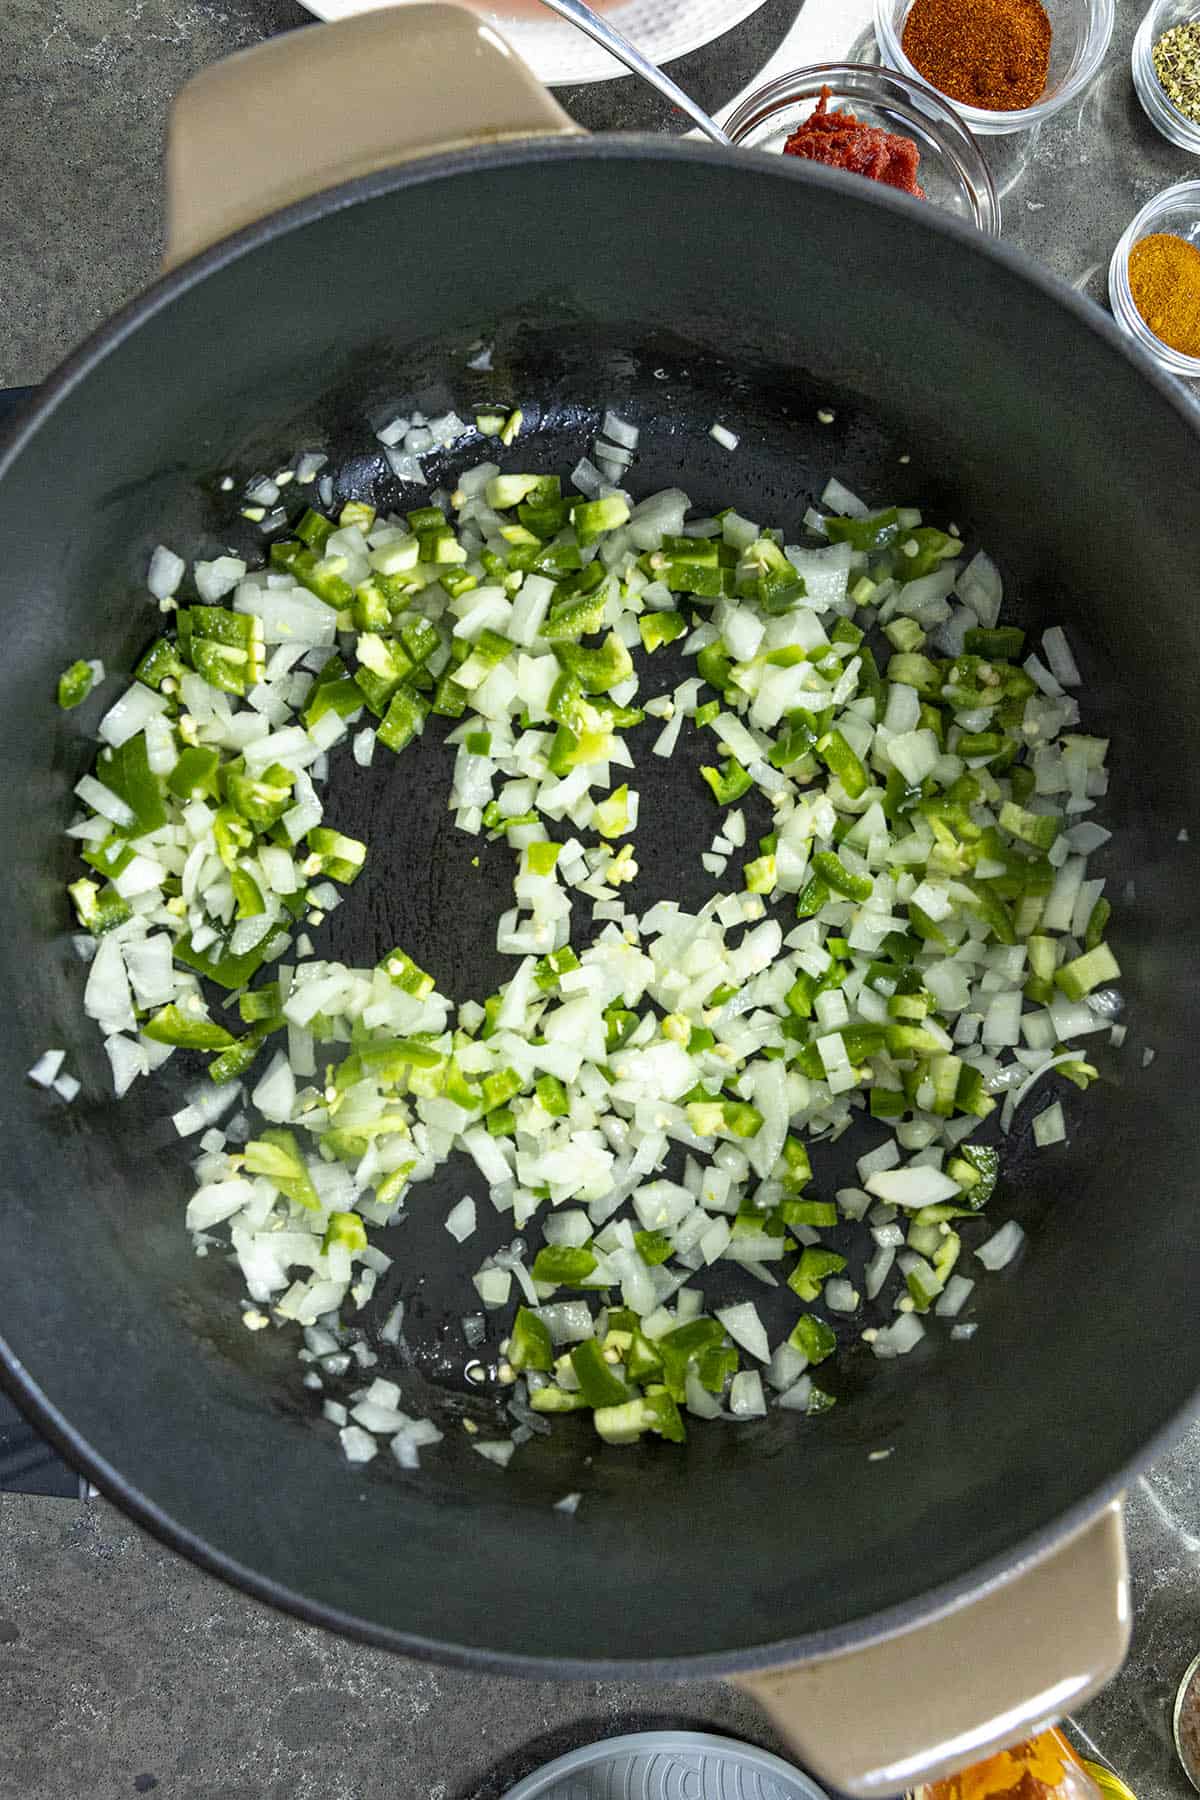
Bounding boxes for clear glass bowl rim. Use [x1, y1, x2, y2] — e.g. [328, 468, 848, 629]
[1107, 177, 1200, 378]
[1130, 0, 1200, 154]
[873, 0, 1117, 135]
[722, 61, 1001, 237]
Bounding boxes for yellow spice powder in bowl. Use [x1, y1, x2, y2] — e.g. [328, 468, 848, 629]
[1108, 179, 1200, 376]
[1128, 232, 1200, 355]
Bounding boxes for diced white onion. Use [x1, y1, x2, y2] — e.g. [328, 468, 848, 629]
[975, 1220, 1026, 1270]
[28, 1049, 66, 1088]
[148, 545, 185, 599]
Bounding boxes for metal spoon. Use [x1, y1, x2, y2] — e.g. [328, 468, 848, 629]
[535, 0, 732, 146]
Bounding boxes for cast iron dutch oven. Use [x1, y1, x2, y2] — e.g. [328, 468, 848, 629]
[1, 9, 1196, 1788]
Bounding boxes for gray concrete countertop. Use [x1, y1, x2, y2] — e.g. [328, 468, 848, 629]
[1, 1440, 1197, 1799]
[2, 1, 1199, 1796]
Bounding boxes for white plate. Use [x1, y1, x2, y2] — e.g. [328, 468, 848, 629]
[502, 1730, 827, 1799]
[300, 0, 770, 86]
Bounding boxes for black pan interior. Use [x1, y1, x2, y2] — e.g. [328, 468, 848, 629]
[0, 141, 1197, 1674]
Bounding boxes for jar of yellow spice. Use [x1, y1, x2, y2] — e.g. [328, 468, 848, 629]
[912, 1726, 1139, 1800]
[1109, 179, 1200, 376]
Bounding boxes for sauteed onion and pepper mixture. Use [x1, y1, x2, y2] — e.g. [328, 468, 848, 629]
[47, 404, 1122, 1478]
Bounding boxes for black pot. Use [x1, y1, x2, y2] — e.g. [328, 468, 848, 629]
[1, 8, 1196, 1789]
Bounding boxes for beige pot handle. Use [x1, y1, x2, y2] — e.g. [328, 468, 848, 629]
[164, 3, 581, 269]
[736, 1500, 1130, 1797]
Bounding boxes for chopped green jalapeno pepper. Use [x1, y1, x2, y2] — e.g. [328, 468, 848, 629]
[207, 1026, 272, 1085]
[593, 1389, 686, 1444]
[780, 1199, 838, 1227]
[68, 878, 130, 935]
[507, 1306, 553, 1373]
[377, 685, 429, 750]
[58, 659, 96, 709]
[295, 506, 334, 550]
[535, 1074, 569, 1116]
[226, 763, 295, 832]
[824, 507, 901, 550]
[269, 539, 355, 608]
[238, 984, 282, 1026]
[323, 1211, 368, 1254]
[886, 651, 942, 696]
[183, 607, 265, 697]
[770, 716, 819, 769]
[795, 875, 831, 918]
[685, 1098, 763, 1138]
[885, 617, 925, 654]
[696, 643, 734, 695]
[242, 1129, 320, 1209]
[816, 730, 869, 799]
[781, 1137, 813, 1190]
[811, 850, 873, 902]
[945, 1143, 1000, 1209]
[529, 1384, 591, 1414]
[82, 834, 134, 880]
[571, 1337, 637, 1407]
[230, 865, 265, 919]
[1084, 898, 1111, 951]
[964, 626, 1025, 659]
[303, 656, 362, 727]
[553, 634, 634, 695]
[480, 1066, 523, 1112]
[604, 1007, 638, 1051]
[700, 757, 753, 806]
[998, 801, 1061, 852]
[135, 638, 187, 693]
[306, 827, 367, 884]
[638, 610, 687, 653]
[531, 1245, 598, 1287]
[573, 493, 630, 544]
[167, 745, 220, 801]
[756, 571, 806, 615]
[743, 853, 776, 894]
[96, 734, 166, 837]
[378, 946, 436, 999]
[789, 1314, 837, 1364]
[634, 1229, 673, 1266]
[173, 931, 269, 991]
[656, 1319, 728, 1401]
[143, 1004, 238, 1052]
[787, 1248, 847, 1302]
[1055, 942, 1120, 1000]
[894, 526, 962, 582]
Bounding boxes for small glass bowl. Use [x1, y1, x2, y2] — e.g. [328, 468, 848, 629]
[1108, 179, 1200, 378]
[1132, 0, 1200, 152]
[724, 63, 1000, 236]
[874, 0, 1115, 135]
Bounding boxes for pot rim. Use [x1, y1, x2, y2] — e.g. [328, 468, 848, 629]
[3, 131, 1199, 1680]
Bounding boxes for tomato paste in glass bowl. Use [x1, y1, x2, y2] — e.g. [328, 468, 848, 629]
[723, 62, 1000, 235]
